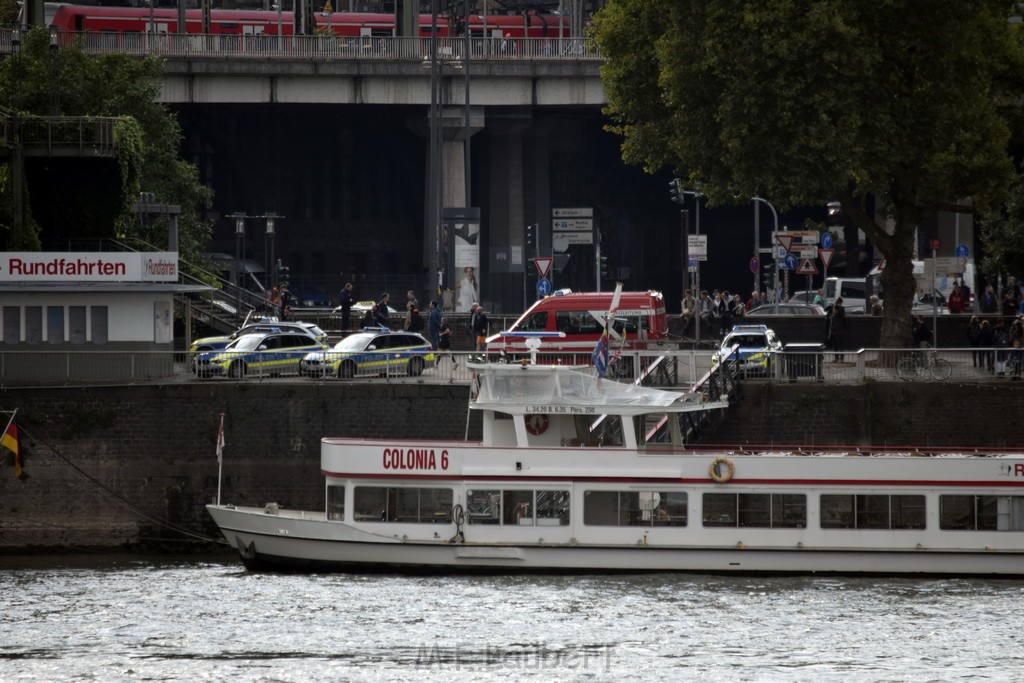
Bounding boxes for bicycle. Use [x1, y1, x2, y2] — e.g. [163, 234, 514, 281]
[896, 349, 952, 381]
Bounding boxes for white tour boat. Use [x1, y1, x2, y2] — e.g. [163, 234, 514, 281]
[208, 360, 1024, 576]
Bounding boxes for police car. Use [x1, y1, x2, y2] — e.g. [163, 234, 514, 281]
[300, 328, 435, 379]
[195, 331, 328, 379]
[190, 320, 327, 353]
[712, 324, 782, 375]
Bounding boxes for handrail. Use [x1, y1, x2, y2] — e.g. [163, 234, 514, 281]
[0, 30, 602, 62]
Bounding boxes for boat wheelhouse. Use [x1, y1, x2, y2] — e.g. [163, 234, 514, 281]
[207, 361, 1024, 575]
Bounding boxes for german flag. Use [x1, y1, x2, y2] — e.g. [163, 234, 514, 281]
[2, 412, 22, 477]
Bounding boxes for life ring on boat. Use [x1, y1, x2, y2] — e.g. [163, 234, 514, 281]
[709, 457, 734, 483]
[525, 414, 549, 435]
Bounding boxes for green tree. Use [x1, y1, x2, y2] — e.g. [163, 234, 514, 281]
[593, 0, 1018, 347]
[0, 28, 212, 265]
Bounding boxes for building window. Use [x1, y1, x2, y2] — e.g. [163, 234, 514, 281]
[703, 493, 807, 528]
[46, 306, 65, 344]
[91, 306, 108, 344]
[2, 306, 19, 344]
[69, 306, 87, 345]
[940, 495, 1024, 531]
[25, 307, 42, 344]
[821, 494, 925, 530]
[583, 491, 687, 527]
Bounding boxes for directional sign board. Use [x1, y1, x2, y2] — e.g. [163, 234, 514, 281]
[552, 207, 593, 218]
[797, 258, 819, 275]
[552, 231, 593, 245]
[533, 257, 553, 279]
[553, 218, 593, 231]
[688, 234, 708, 259]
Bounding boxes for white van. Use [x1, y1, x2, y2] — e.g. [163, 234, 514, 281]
[824, 277, 869, 313]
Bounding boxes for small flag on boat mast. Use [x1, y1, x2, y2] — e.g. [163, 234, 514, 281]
[2, 410, 22, 477]
[216, 413, 226, 466]
[216, 412, 225, 505]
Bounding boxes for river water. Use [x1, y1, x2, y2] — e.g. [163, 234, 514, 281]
[1, 553, 1021, 681]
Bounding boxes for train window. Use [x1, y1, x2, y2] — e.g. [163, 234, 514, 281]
[219, 23, 239, 29]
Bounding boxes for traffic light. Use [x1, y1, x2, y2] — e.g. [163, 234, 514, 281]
[526, 223, 535, 250]
[599, 255, 609, 277]
[276, 259, 289, 287]
[669, 178, 684, 204]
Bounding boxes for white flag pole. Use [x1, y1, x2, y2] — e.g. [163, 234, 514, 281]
[216, 413, 225, 506]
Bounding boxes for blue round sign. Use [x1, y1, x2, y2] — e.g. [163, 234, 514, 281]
[955, 243, 969, 258]
[783, 253, 799, 271]
[821, 232, 833, 249]
[537, 278, 552, 297]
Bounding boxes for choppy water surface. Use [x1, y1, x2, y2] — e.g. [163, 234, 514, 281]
[0, 554, 1021, 681]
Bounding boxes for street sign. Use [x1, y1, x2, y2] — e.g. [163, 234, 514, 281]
[553, 236, 570, 252]
[819, 248, 835, 269]
[749, 257, 760, 273]
[782, 253, 799, 270]
[552, 218, 593, 231]
[687, 234, 708, 257]
[533, 257, 553, 279]
[553, 231, 593, 245]
[537, 278, 552, 296]
[955, 243, 969, 258]
[798, 246, 818, 259]
[552, 207, 593, 218]
[934, 256, 965, 275]
[821, 232, 833, 249]
[688, 258, 698, 268]
[930, 238, 942, 251]
[774, 234, 794, 253]
[797, 258, 819, 275]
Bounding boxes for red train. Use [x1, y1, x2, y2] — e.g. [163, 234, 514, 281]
[46, 3, 568, 38]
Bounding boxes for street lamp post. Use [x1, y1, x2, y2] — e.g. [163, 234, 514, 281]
[230, 212, 247, 324]
[263, 213, 278, 290]
[49, 29, 59, 116]
[752, 196, 779, 299]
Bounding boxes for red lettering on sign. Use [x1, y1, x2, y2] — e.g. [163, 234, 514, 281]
[1015, 463, 1024, 477]
[381, 448, 449, 471]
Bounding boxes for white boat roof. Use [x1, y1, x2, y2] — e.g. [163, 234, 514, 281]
[469, 362, 716, 415]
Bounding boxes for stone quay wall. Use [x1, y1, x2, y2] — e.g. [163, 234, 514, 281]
[0, 380, 1020, 550]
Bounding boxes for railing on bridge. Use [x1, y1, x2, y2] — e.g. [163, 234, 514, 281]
[2, 30, 601, 62]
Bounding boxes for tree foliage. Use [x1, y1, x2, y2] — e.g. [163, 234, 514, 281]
[593, 0, 1019, 346]
[0, 28, 212, 265]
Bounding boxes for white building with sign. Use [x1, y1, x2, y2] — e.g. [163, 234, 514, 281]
[0, 251, 210, 381]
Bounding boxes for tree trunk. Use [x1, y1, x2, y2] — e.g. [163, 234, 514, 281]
[878, 218, 916, 349]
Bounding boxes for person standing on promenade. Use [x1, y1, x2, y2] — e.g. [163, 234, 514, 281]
[427, 300, 442, 351]
[338, 282, 354, 331]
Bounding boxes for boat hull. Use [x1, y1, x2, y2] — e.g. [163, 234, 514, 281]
[208, 505, 1024, 576]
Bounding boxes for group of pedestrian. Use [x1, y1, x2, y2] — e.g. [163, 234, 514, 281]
[682, 288, 751, 338]
[966, 313, 1024, 378]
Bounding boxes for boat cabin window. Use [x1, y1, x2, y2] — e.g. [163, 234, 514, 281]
[820, 494, 925, 530]
[703, 493, 807, 528]
[564, 415, 623, 447]
[352, 486, 453, 523]
[583, 491, 687, 527]
[939, 495, 1024, 531]
[635, 414, 676, 447]
[327, 485, 345, 521]
[467, 489, 571, 526]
